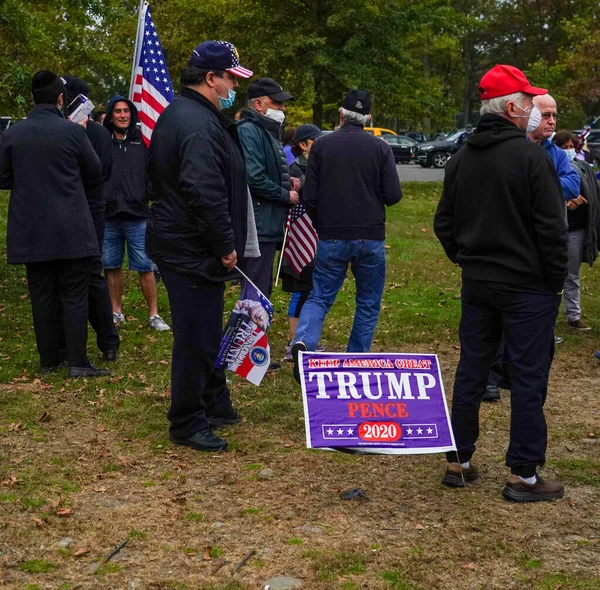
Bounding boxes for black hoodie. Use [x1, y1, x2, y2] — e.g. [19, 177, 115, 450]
[434, 114, 568, 293]
[103, 95, 148, 218]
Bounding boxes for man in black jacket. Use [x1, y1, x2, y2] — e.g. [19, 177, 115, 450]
[0, 70, 109, 378]
[434, 65, 567, 502]
[103, 96, 169, 332]
[63, 76, 119, 361]
[146, 40, 251, 452]
[291, 90, 402, 376]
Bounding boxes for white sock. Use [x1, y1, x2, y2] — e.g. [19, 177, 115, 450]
[460, 461, 470, 469]
[518, 475, 537, 485]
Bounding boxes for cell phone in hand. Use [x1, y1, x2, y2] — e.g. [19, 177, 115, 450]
[66, 94, 95, 124]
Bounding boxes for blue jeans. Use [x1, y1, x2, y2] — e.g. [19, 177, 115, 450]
[294, 239, 386, 352]
[102, 217, 153, 272]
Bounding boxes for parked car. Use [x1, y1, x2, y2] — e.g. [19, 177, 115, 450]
[382, 135, 418, 163]
[404, 131, 429, 143]
[415, 129, 468, 169]
[364, 127, 397, 137]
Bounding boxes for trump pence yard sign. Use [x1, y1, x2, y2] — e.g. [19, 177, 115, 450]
[299, 352, 456, 455]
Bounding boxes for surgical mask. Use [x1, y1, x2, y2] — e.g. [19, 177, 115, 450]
[260, 101, 285, 124]
[514, 103, 542, 133]
[563, 148, 576, 161]
[213, 78, 236, 110]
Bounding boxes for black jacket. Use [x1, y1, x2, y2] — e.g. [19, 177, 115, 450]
[570, 159, 600, 266]
[434, 114, 568, 293]
[146, 87, 247, 282]
[0, 104, 103, 264]
[237, 109, 291, 242]
[303, 124, 402, 240]
[103, 96, 148, 219]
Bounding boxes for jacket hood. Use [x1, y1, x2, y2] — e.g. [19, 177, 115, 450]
[104, 95, 139, 136]
[467, 114, 525, 149]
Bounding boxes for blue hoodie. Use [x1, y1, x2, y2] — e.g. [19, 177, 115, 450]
[541, 138, 580, 201]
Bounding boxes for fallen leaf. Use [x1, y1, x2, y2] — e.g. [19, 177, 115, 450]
[8, 421, 25, 431]
[1, 475, 20, 487]
[73, 548, 90, 557]
[171, 511, 180, 519]
[420, 228, 431, 232]
[96, 427, 106, 433]
[203, 546, 212, 561]
[118, 455, 133, 467]
[414, 523, 425, 530]
[93, 487, 107, 493]
[33, 517, 46, 527]
[159, 360, 169, 365]
[462, 562, 476, 570]
[37, 411, 50, 423]
[385, 245, 392, 249]
[56, 507, 73, 517]
[281, 443, 293, 448]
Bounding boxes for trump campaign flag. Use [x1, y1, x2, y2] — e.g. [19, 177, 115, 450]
[283, 203, 318, 276]
[215, 270, 274, 386]
[129, 1, 174, 146]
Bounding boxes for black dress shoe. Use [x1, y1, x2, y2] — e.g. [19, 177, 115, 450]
[291, 342, 308, 384]
[103, 349, 118, 362]
[68, 365, 111, 378]
[482, 384, 501, 402]
[169, 429, 228, 452]
[39, 360, 69, 373]
[207, 408, 242, 427]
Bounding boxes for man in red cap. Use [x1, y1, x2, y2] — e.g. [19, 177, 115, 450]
[434, 64, 568, 502]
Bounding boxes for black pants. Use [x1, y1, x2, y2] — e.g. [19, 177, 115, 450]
[159, 266, 233, 438]
[487, 339, 511, 389]
[25, 257, 93, 368]
[447, 279, 559, 477]
[58, 257, 119, 357]
[243, 242, 278, 298]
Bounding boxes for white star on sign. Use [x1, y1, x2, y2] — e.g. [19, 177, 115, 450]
[347, 428, 354, 435]
[406, 428, 413, 435]
[327, 428, 333, 435]
[427, 427, 433, 434]
[337, 429, 344, 435]
[417, 428, 423, 435]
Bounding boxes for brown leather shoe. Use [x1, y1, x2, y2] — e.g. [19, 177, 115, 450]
[442, 462, 479, 488]
[502, 474, 564, 503]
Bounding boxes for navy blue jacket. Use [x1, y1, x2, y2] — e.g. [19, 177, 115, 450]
[303, 123, 402, 240]
[0, 104, 103, 264]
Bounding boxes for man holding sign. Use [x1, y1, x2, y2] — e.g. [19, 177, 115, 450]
[146, 41, 252, 452]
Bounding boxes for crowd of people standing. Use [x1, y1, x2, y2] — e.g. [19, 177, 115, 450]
[1, 42, 599, 503]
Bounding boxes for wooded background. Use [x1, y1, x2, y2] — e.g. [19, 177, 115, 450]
[1, 0, 599, 131]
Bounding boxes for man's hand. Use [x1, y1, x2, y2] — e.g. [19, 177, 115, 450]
[221, 250, 237, 270]
[68, 116, 88, 129]
[288, 190, 299, 205]
[290, 177, 301, 191]
[567, 194, 588, 210]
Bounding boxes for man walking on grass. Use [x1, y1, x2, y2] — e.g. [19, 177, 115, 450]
[434, 65, 567, 502]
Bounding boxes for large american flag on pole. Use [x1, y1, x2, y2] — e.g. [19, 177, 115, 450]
[130, 2, 173, 146]
[283, 203, 318, 275]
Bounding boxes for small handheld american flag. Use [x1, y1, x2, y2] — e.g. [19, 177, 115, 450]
[283, 203, 318, 276]
[130, 2, 174, 146]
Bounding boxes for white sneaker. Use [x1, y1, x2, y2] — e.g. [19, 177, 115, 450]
[113, 312, 125, 325]
[149, 315, 170, 331]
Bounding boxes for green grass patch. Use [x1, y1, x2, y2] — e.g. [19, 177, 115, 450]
[20, 496, 45, 509]
[241, 507, 261, 515]
[286, 537, 304, 545]
[550, 457, 600, 486]
[314, 551, 366, 581]
[243, 462, 262, 470]
[185, 512, 203, 522]
[381, 569, 420, 589]
[19, 559, 55, 573]
[94, 562, 122, 575]
[210, 547, 224, 558]
[129, 529, 148, 539]
[536, 573, 600, 589]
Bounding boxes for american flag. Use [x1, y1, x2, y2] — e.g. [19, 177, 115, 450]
[130, 3, 174, 146]
[283, 203, 318, 275]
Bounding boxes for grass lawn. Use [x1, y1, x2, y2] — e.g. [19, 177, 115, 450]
[1, 183, 599, 589]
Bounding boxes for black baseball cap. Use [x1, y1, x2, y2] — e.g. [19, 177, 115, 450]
[342, 89, 371, 115]
[293, 124, 322, 144]
[61, 76, 90, 104]
[248, 78, 294, 102]
[188, 40, 253, 78]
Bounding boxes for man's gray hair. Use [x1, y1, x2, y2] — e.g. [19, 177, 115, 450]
[339, 107, 371, 126]
[248, 96, 267, 109]
[480, 91, 528, 115]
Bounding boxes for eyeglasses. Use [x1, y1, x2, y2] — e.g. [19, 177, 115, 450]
[541, 112, 558, 120]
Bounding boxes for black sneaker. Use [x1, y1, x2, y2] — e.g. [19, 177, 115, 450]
[482, 384, 501, 402]
[103, 349, 118, 362]
[441, 462, 479, 488]
[291, 341, 308, 384]
[267, 361, 281, 372]
[68, 365, 111, 378]
[502, 474, 564, 503]
[207, 408, 242, 427]
[169, 429, 228, 452]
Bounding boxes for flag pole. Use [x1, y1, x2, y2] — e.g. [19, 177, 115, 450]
[128, 0, 147, 101]
[275, 211, 291, 286]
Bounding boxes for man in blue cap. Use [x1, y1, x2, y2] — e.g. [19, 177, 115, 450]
[146, 41, 251, 452]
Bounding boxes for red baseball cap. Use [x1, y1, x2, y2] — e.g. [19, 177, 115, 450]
[479, 65, 547, 100]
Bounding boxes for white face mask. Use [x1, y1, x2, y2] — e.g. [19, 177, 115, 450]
[514, 103, 542, 133]
[259, 100, 285, 124]
[563, 148, 576, 161]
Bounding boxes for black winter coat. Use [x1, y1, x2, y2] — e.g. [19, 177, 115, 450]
[0, 104, 103, 264]
[103, 96, 148, 218]
[434, 114, 568, 294]
[146, 87, 247, 282]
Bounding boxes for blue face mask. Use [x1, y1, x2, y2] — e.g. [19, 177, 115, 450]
[214, 78, 236, 110]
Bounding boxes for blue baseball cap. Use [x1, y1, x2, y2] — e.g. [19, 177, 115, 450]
[188, 41, 253, 79]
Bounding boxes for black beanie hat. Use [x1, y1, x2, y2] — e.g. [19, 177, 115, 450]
[31, 70, 60, 92]
[61, 75, 90, 104]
